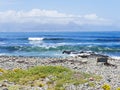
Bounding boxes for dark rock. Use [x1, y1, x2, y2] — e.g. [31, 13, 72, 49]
[107, 79, 111, 82]
[73, 67, 77, 69]
[17, 60, 25, 63]
[2, 83, 7, 87]
[97, 57, 108, 63]
[104, 62, 117, 67]
[3, 88, 8, 90]
[62, 50, 76, 54]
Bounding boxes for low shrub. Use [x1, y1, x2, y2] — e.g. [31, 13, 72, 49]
[102, 84, 111, 90]
[0, 66, 102, 89]
[116, 87, 120, 90]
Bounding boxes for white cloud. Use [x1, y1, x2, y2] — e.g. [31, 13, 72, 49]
[0, 9, 111, 26]
[84, 14, 98, 20]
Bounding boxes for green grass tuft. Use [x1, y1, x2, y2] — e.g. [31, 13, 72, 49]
[0, 66, 102, 89]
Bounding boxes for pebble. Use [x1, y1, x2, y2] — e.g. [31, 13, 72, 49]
[0, 55, 119, 90]
[3, 88, 8, 90]
[89, 77, 94, 81]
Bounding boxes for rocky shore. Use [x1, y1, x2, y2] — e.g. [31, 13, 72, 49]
[0, 55, 119, 90]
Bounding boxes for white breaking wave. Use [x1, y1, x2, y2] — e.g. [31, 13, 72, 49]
[111, 56, 120, 60]
[0, 53, 6, 56]
[28, 37, 44, 41]
[0, 42, 5, 45]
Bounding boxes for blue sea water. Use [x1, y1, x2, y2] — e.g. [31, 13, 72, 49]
[0, 32, 120, 58]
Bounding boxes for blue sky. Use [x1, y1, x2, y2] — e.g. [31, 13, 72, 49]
[0, 0, 119, 18]
[0, 0, 120, 31]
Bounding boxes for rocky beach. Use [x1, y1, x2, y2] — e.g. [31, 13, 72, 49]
[0, 55, 119, 90]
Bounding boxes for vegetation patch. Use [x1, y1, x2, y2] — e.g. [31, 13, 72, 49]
[102, 84, 111, 90]
[0, 66, 102, 89]
[116, 87, 120, 90]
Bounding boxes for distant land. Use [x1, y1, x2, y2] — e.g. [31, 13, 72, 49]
[0, 23, 120, 32]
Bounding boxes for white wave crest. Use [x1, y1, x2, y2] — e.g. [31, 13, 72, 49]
[111, 56, 120, 60]
[0, 53, 6, 56]
[28, 37, 44, 41]
[0, 42, 5, 45]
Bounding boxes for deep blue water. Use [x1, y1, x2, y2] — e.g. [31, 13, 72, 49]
[0, 32, 120, 57]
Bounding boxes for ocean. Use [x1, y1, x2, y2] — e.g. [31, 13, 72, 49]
[0, 32, 120, 58]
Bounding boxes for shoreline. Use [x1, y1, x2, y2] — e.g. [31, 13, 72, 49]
[0, 55, 119, 90]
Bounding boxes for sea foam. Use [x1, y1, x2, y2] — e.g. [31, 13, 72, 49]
[111, 56, 120, 60]
[28, 37, 44, 41]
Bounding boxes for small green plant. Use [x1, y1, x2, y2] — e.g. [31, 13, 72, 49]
[102, 84, 111, 90]
[93, 75, 102, 81]
[47, 80, 54, 85]
[88, 82, 95, 87]
[0, 68, 5, 73]
[116, 87, 120, 90]
[12, 68, 22, 72]
[8, 85, 20, 90]
[39, 83, 44, 87]
[55, 81, 65, 90]
[33, 81, 44, 87]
